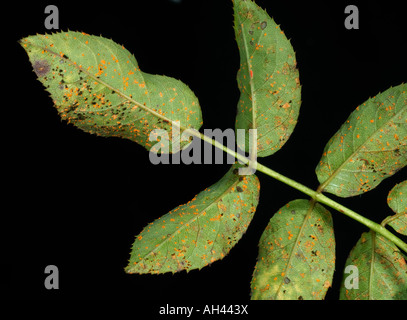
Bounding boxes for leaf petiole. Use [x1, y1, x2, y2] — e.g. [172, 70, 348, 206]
[188, 129, 407, 254]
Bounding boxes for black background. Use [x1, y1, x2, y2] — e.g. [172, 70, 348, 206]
[4, 0, 407, 303]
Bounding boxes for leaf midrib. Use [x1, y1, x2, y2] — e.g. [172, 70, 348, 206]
[368, 231, 376, 300]
[236, 8, 257, 152]
[274, 201, 317, 299]
[241, 24, 257, 132]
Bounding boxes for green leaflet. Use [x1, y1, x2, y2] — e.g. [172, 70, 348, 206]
[233, 0, 301, 157]
[316, 84, 407, 197]
[340, 231, 407, 300]
[382, 180, 407, 235]
[251, 199, 335, 300]
[20, 31, 202, 152]
[125, 164, 260, 274]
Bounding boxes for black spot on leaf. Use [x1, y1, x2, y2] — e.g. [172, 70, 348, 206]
[33, 59, 50, 77]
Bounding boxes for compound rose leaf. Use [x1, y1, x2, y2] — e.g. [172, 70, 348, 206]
[233, 0, 301, 158]
[382, 180, 407, 235]
[125, 164, 260, 274]
[316, 83, 407, 197]
[340, 231, 407, 300]
[20, 31, 203, 152]
[251, 199, 335, 300]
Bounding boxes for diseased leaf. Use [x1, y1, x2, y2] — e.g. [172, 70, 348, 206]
[340, 231, 407, 300]
[251, 199, 335, 300]
[316, 84, 407, 197]
[125, 164, 260, 274]
[20, 31, 202, 152]
[382, 180, 407, 235]
[233, 0, 301, 157]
